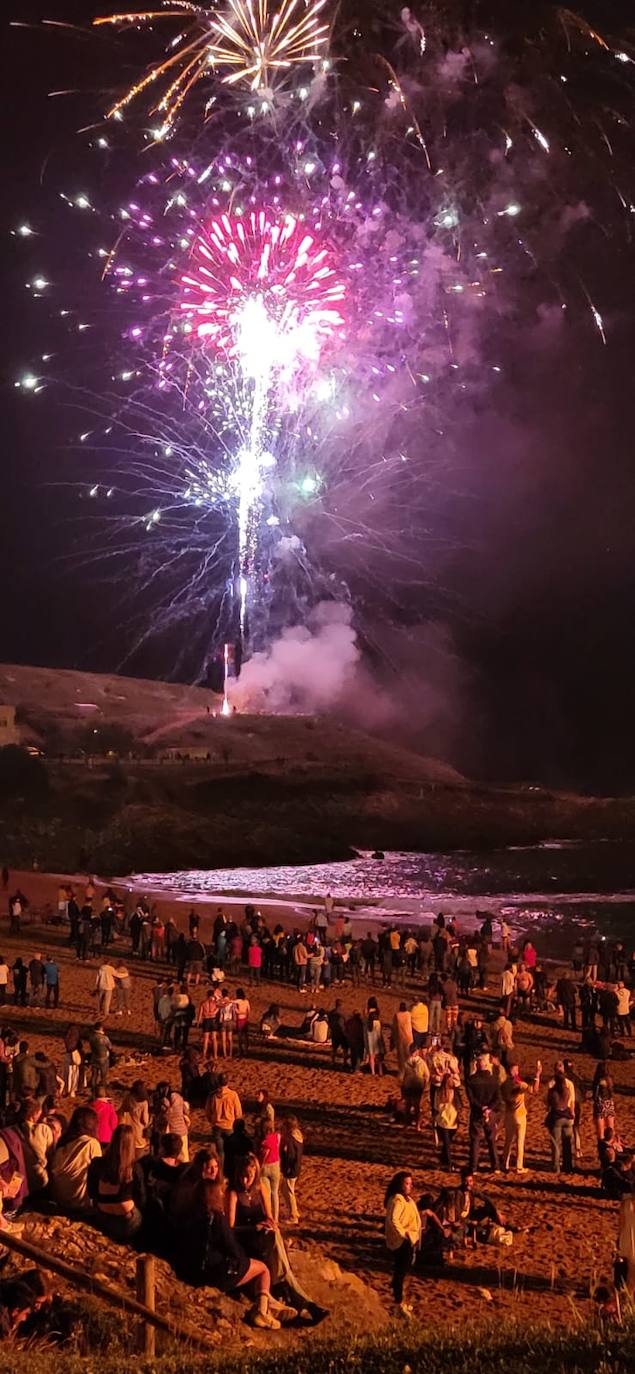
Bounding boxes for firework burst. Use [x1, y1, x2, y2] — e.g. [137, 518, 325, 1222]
[94, 0, 329, 129]
[13, 2, 635, 685]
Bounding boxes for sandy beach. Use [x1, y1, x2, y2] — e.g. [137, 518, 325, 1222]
[1, 866, 633, 1333]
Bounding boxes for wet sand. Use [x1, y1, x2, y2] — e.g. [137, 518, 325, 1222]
[1, 868, 633, 1330]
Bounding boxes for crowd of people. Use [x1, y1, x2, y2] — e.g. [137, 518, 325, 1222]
[0, 1042, 318, 1332]
[1, 873, 634, 1327]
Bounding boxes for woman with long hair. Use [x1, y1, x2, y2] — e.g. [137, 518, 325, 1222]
[88, 1123, 146, 1241]
[384, 1170, 421, 1315]
[176, 1153, 281, 1329]
[49, 1107, 101, 1213]
[227, 1153, 325, 1325]
[364, 997, 385, 1076]
[253, 1088, 275, 1145]
[592, 1062, 616, 1144]
[226, 1153, 277, 1269]
[259, 1121, 282, 1224]
[545, 1071, 574, 1174]
[170, 1146, 223, 1225]
[434, 1073, 460, 1168]
[118, 1080, 150, 1157]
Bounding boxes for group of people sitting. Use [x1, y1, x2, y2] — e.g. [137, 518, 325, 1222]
[0, 1044, 319, 1334]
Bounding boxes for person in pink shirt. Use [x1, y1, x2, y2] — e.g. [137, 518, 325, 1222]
[522, 940, 537, 969]
[89, 1085, 118, 1146]
[247, 939, 263, 986]
[259, 1126, 281, 1222]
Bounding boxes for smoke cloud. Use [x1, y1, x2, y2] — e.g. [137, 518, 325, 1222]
[229, 601, 360, 713]
[230, 604, 469, 772]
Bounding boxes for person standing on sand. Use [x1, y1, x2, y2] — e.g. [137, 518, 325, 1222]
[9, 893, 22, 935]
[247, 937, 263, 986]
[88, 1021, 112, 1095]
[361, 933, 377, 982]
[402, 1047, 430, 1129]
[78, 905, 92, 961]
[207, 1073, 242, 1161]
[308, 942, 324, 992]
[43, 955, 60, 1009]
[556, 972, 578, 1032]
[467, 1053, 502, 1174]
[94, 962, 117, 1017]
[293, 936, 308, 991]
[545, 1070, 574, 1175]
[315, 905, 328, 942]
[234, 988, 251, 1057]
[384, 1170, 421, 1316]
[114, 961, 132, 1016]
[410, 996, 429, 1050]
[501, 1059, 541, 1174]
[616, 982, 633, 1037]
[0, 958, 9, 1008]
[364, 998, 385, 1075]
[391, 1002, 413, 1078]
[280, 1115, 303, 1224]
[28, 954, 45, 1008]
[12, 958, 28, 1008]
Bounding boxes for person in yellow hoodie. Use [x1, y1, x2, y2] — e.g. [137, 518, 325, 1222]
[384, 1170, 421, 1315]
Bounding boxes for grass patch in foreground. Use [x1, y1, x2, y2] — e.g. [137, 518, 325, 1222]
[0, 1315, 634, 1374]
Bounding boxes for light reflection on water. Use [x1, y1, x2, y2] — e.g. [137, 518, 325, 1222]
[127, 841, 635, 936]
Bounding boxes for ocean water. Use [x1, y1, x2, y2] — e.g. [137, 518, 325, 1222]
[126, 839, 635, 941]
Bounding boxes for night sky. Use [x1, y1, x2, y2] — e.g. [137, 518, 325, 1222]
[1, 1, 635, 793]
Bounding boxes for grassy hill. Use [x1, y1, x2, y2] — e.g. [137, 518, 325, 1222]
[0, 662, 633, 874]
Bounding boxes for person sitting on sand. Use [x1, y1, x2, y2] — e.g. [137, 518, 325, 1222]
[600, 1146, 634, 1200]
[49, 1108, 101, 1214]
[417, 1191, 451, 1266]
[174, 1153, 282, 1329]
[88, 1123, 145, 1242]
[260, 1004, 282, 1040]
[310, 1009, 330, 1044]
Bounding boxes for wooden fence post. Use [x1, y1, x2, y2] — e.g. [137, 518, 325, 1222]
[136, 1253, 156, 1357]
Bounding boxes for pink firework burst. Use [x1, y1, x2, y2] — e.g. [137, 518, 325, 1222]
[179, 209, 346, 362]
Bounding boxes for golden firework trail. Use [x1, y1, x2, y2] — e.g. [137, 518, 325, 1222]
[94, 0, 329, 126]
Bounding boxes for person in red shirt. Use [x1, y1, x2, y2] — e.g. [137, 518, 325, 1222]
[89, 1085, 119, 1146]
